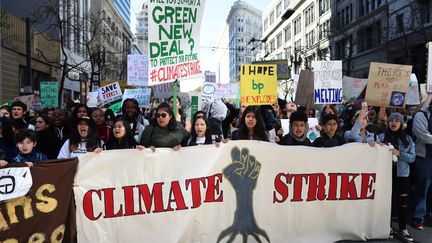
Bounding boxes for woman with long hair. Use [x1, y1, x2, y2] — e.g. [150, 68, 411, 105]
[379, 112, 416, 242]
[231, 106, 269, 142]
[140, 103, 188, 150]
[57, 116, 103, 158]
[182, 116, 213, 146]
[34, 114, 61, 159]
[105, 117, 143, 150]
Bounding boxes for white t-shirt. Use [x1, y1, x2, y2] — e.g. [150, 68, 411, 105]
[195, 137, 206, 145]
[57, 139, 104, 159]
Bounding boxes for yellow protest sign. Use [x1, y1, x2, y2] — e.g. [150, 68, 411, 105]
[365, 62, 412, 108]
[240, 64, 277, 106]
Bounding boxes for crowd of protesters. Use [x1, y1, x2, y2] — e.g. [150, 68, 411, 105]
[0, 94, 432, 242]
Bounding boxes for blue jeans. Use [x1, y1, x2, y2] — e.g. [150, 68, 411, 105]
[413, 156, 432, 223]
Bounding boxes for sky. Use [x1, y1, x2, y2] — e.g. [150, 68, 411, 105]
[130, 0, 269, 89]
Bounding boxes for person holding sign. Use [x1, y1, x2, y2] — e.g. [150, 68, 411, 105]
[140, 103, 188, 151]
[231, 106, 269, 142]
[378, 113, 416, 242]
[278, 111, 312, 146]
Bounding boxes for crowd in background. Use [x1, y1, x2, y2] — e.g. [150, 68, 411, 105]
[0, 95, 431, 241]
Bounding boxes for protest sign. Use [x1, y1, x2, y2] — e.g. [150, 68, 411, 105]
[312, 61, 343, 104]
[153, 82, 180, 99]
[0, 167, 32, 201]
[295, 70, 315, 108]
[406, 74, 420, 105]
[74, 142, 391, 243]
[108, 101, 122, 115]
[40, 81, 58, 108]
[98, 81, 123, 105]
[127, 55, 149, 86]
[189, 91, 201, 119]
[13, 95, 34, 111]
[240, 64, 277, 105]
[365, 62, 412, 108]
[148, 0, 206, 85]
[428, 42, 432, 92]
[122, 88, 152, 108]
[253, 59, 290, 80]
[86, 91, 99, 108]
[342, 76, 368, 101]
[201, 82, 239, 101]
[0, 159, 78, 243]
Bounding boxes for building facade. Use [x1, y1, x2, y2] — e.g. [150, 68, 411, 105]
[112, 0, 131, 29]
[132, 2, 149, 55]
[227, 0, 263, 82]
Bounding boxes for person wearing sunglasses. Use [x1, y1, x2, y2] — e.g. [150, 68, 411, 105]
[140, 103, 188, 151]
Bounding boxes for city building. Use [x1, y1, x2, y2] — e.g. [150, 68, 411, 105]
[262, 0, 332, 75]
[133, 2, 149, 55]
[204, 71, 217, 83]
[227, 0, 263, 82]
[331, 0, 432, 82]
[112, 0, 131, 29]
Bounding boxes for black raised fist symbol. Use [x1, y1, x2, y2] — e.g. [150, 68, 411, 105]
[217, 147, 270, 243]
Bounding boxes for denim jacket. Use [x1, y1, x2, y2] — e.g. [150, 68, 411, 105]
[344, 120, 378, 143]
[378, 134, 416, 177]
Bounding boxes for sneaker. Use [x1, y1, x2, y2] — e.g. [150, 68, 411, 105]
[398, 229, 414, 242]
[413, 221, 424, 230]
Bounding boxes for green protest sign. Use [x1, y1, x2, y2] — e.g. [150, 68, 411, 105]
[108, 101, 122, 115]
[40, 81, 58, 108]
[148, 0, 206, 85]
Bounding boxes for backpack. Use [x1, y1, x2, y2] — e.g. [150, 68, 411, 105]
[405, 110, 428, 141]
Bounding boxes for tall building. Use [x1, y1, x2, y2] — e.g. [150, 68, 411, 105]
[262, 0, 332, 78]
[204, 71, 216, 83]
[227, 0, 263, 82]
[134, 2, 149, 55]
[331, 0, 432, 82]
[112, 0, 131, 29]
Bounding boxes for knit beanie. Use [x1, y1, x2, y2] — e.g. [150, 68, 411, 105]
[388, 112, 404, 123]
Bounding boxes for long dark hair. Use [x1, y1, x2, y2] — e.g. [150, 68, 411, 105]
[190, 116, 212, 143]
[68, 117, 100, 152]
[105, 118, 136, 149]
[70, 104, 90, 127]
[150, 102, 178, 130]
[383, 121, 409, 149]
[168, 96, 183, 115]
[237, 106, 269, 141]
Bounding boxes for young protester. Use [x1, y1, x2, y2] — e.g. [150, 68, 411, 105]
[231, 106, 270, 142]
[0, 129, 47, 167]
[344, 107, 379, 143]
[122, 98, 149, 143]
[57, 116, 103, 159]
[284, 101, 298, 119]
[35, 114, 61, 159]
[91, 108, 110, 143]
[182, 116, 213, 146]
[366, 106, 387, 135]
[69, 104, 90, 127]
[53, 108, 72, 142]
[378, 112, 416, 241]
[312, 114, 345, 148]
[412, 99, 432, 230]
[11, 101, 35, 130]
[168, 96, 191, 132]
[0, 105, 11, 118]
[140, 103, 188, 150]
[105, 117, 144, 150]
[279, 111, 311, 146]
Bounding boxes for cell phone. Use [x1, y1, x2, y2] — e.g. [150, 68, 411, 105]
[361, 101, 368, 110]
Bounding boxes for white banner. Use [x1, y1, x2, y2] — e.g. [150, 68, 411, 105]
[127, 55, 149, 86]
[342, 76, 368, 101]
[0, 167, 32, 201]
[74, 141, 392, 243]
[148, 1, 206, 85]
[98, 81, 123, 105]
[122, 88, 152, 108]
[313, 61, 343, 104]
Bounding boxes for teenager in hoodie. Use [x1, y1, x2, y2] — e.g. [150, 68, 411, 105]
[279, 111, 311, 146]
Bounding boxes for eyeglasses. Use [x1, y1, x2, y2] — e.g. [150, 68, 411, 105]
[156, 113, 168, 118]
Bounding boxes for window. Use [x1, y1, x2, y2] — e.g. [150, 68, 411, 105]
[270, 39, 276, 52]
[276, 32, 283, 48]
[238, 27, 243, 32]
[338, 4, 352, 27]
[270, 11, 275, 25]
[359, 0, 383, 17]
[357, 21, 381, 53]
[285, 46, 291, 59]
[396, 14, 404, 32]
[304, 4, 315, 27]
[284, 25, 291, 42]
[319, 20, 330, 39]
[284, 0, 290, 9]
[276, 2, 282, 17]
[293, 17, 301, 35]
[335, 37, 350, 59]
[319, 0, 330, 16]
[295, 39, 301, 51]
[305, 30, 315, 47]
[264, 18, 269, 31]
